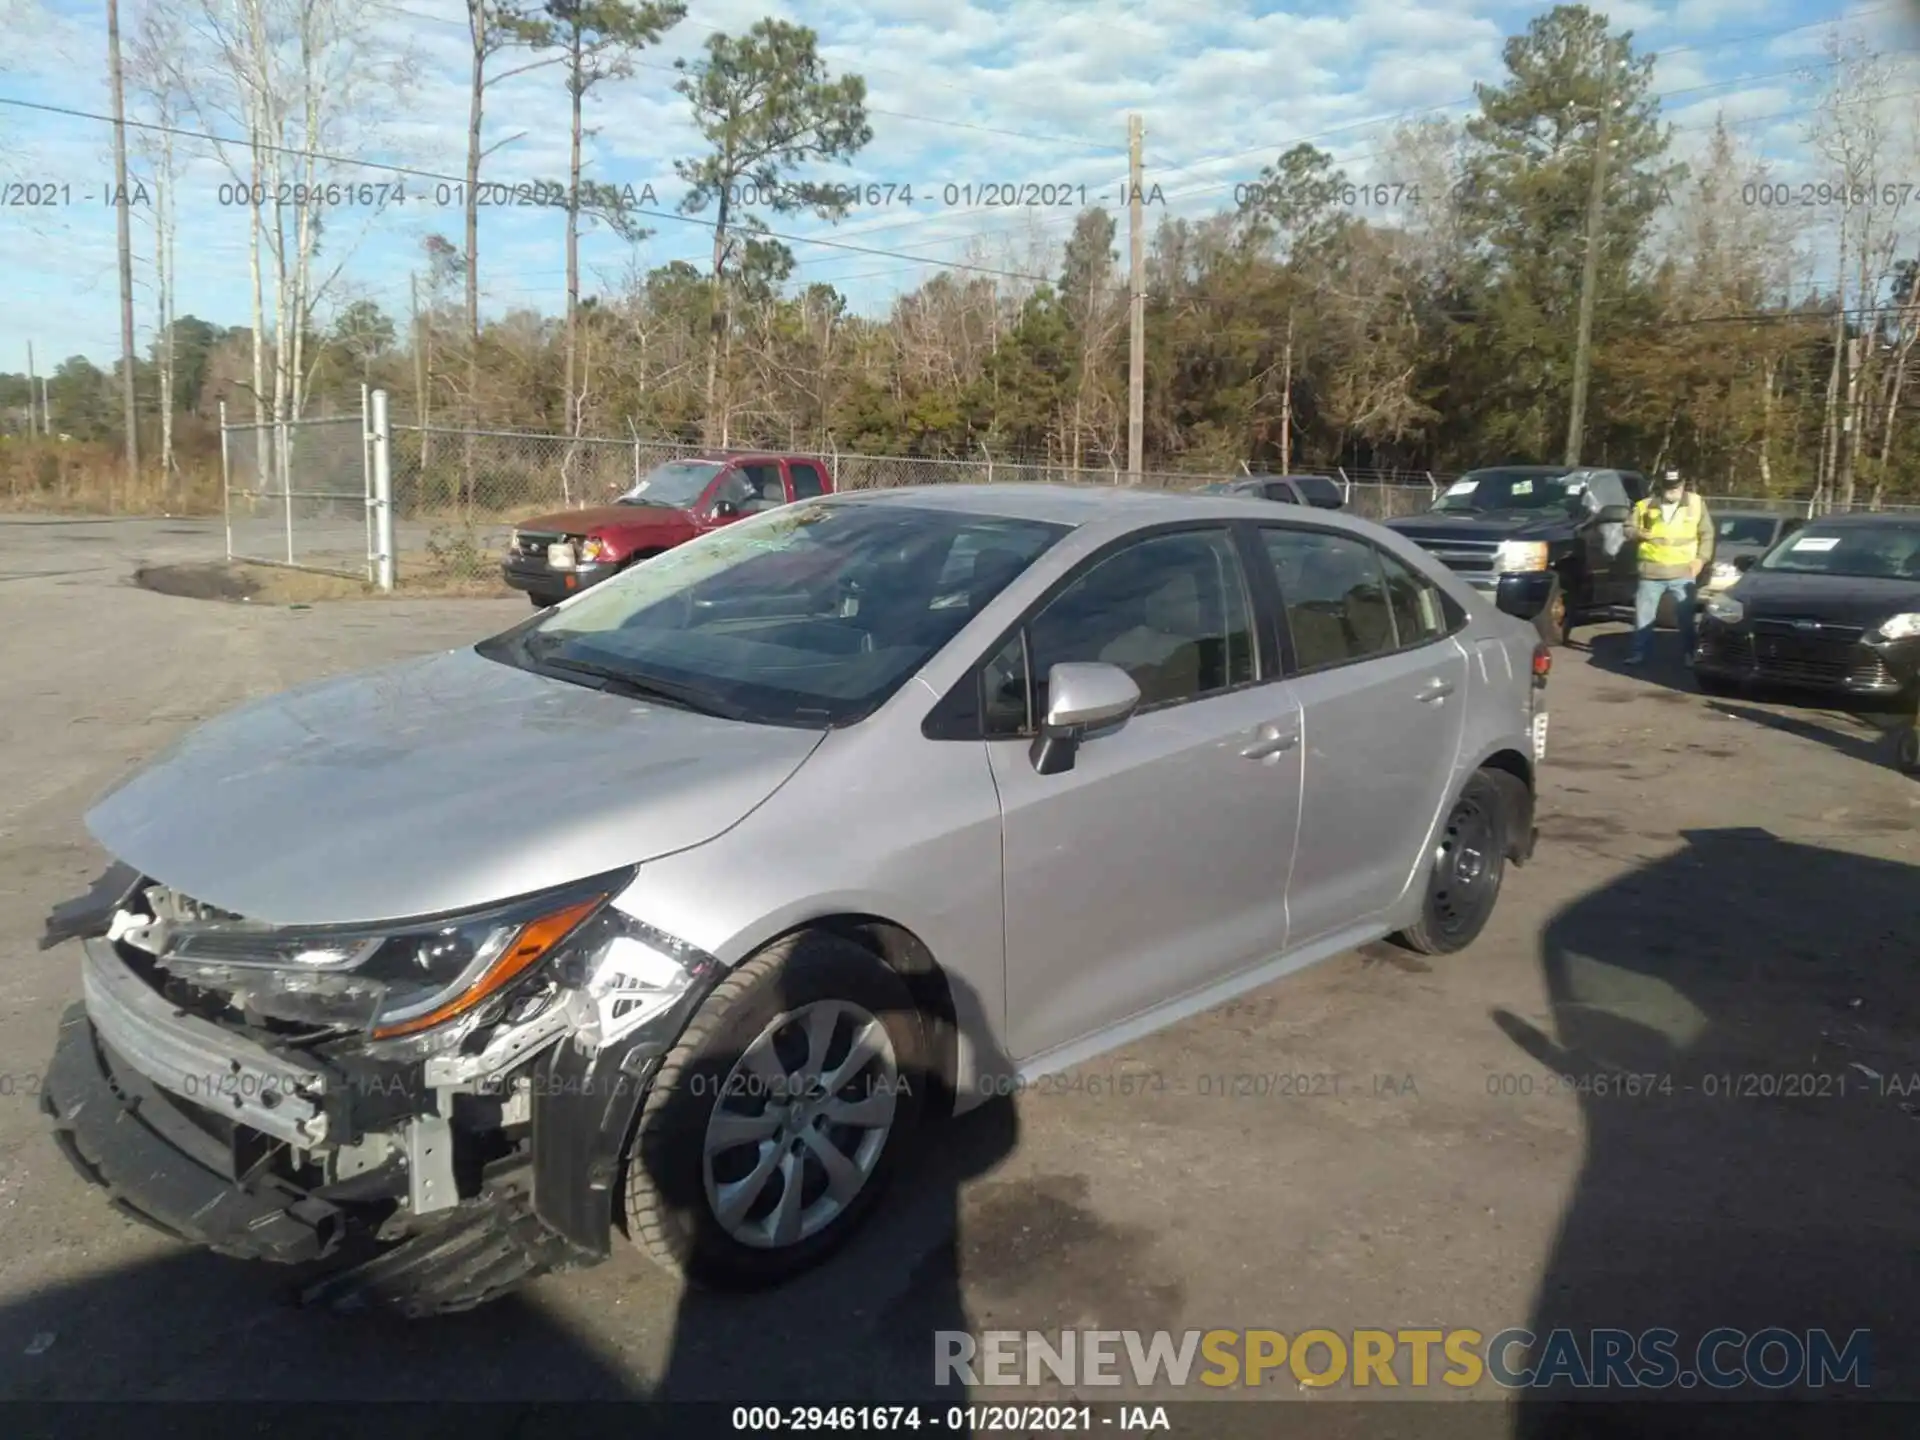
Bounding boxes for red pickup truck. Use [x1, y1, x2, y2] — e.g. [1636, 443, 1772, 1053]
[502, 451, 835, 606]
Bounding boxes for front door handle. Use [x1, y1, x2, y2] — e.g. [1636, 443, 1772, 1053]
[1241, 722, 1299, 759]
[1416, 678, 1455, 704]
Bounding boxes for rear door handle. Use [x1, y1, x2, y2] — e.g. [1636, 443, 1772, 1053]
[1416, 678, 1456, 703]
[1241, 721, 1299, 759]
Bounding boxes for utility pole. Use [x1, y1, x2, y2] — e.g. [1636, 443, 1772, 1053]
[412, 271, 431, 468]
[1564, 76, 1612, 467]
[1127, 113, 1145, 484]
[107, 0, 140, 490]
[26, 342, 38, 437]
[1279, 312, 1295, 473]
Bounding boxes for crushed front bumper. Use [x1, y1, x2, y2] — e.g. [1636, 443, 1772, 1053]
[38, 880, 718, 1315]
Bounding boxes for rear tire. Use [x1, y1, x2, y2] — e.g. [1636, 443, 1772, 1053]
[1393, 769, 1523, 956]
[620, 932, 929, 1290]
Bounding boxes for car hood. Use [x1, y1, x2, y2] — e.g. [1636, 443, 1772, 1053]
[1386, 511, 1577, 542]
[85, 647, 824, 926]
[1728, 569, 1920, 625]
[515, 503, 694, 535]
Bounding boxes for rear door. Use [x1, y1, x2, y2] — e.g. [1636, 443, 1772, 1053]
[988, 524, 1304, 1062]
[1255, 524, 1469, 944]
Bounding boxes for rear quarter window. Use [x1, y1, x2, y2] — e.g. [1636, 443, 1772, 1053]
[1292, 476, 1343, 508]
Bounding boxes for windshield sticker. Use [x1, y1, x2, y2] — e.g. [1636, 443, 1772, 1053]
[1564, 478, 1586, 493]
[1790, 535, 1840, 552]
[1510, 479, 1534, 495]
[1445, 480, 1477, 497]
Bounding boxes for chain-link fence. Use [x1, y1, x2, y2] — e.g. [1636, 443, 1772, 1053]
[260, 398, 1920, 588]
[222, 401, 373, 580]
[380, 420, 1450, 584]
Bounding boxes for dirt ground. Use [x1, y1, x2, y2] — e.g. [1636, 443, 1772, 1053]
[0, 513, 1915, 1423]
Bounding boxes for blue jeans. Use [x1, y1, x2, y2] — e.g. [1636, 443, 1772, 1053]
[1631, 577, 1695, 660]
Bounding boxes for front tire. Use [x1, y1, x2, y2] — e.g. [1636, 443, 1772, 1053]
[1897, 725, 1920, 776]
[620, 932, 929, 1290]
[528, 591, 563, 609]
[1393, 769, 1523, 955]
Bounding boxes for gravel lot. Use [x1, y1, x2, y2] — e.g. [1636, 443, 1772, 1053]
[0, 514, 1916, 1419]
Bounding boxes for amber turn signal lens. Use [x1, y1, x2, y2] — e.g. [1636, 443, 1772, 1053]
[370, 896, 603, 1039]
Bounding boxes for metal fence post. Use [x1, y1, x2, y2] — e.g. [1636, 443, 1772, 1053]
[371, 389, 395, 592]
[219, 400, 233, 563]
[278, 419, 294, 564]
[361, 385, 375, 582]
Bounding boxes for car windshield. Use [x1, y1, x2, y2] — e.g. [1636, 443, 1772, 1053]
[618, 460, 723, 507]
[1756, 520, 1920, 580]
[1432, 468, 1582, 515]
[1717, 516, 1783, 547]
[493, 501, 1067, 727]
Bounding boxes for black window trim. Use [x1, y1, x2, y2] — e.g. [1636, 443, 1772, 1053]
[1250, 520, 1466, 681]
[922, 518, 1284, 741]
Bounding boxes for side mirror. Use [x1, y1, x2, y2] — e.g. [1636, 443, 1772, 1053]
[1733, 553, 1756, 571]
[711, 499, 739, 519]
[1030, 662, 1140, 775]
[1596, 504, 1632, 523]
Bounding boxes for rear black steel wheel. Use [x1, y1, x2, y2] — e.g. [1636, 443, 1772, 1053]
[1393, 769, 1520, 955]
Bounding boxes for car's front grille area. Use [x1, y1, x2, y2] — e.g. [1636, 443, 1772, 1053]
[1705, 626, 1897, 689]
[514, 532, 562, 562]
[1405, 537, 1499, 576]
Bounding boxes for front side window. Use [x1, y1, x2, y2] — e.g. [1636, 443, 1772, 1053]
[1021, 529, 1257, 721]
[1261, 528, 1397, 672]
[495, 502, 1066, 727]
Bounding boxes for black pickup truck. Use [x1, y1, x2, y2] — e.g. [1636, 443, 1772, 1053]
[1383, 465, 1648, 644]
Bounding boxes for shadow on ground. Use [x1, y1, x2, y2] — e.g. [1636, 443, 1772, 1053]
[1498, 827, 1920, 1437]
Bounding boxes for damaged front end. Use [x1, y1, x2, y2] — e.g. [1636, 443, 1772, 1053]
[38, 863, 720, 1316]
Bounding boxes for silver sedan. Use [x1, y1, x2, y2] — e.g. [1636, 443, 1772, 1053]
[38, 484, 1550, 1309]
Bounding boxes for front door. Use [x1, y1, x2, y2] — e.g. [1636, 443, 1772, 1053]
[988, 527, 1305, 1063]
[1255, 525, 1470, 944]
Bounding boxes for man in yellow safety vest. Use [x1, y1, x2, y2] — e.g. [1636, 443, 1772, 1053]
[1624, 469, 1713, 666]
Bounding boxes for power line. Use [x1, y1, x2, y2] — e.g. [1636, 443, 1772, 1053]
[0, 93, 1052, 283]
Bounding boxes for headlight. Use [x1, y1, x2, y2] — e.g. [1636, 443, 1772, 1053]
[1493, 541, 1550, 574]
[158, 877, 625, 1041]
[580, 536, 612, 563]
[1705, 560, 1739, 589]
[1702, 592, 1744, 624]
[508, 531, 522, 554]
[1872, 612, 1920, 641]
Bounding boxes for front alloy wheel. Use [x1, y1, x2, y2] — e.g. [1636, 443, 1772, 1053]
[703, 1000, 900, 1250]
[621, 931, 929, 1289]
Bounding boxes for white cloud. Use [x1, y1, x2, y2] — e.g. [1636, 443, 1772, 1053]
[9, 0, 1920, 364]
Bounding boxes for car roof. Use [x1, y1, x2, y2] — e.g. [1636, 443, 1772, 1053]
[1793, 511, 1920, 528]
[826, 482, 1384, 531]
[1715, 508, 1797, 519]
[1463, 464, 1575, 474]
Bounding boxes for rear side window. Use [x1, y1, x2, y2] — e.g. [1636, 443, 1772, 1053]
[790, 461, 827, 499]
[1260, 528, 1397, 672]
[1291, 476, 1343, 508]
[1262, 481, 1299, 504]
[1378, 548, 1448, 646]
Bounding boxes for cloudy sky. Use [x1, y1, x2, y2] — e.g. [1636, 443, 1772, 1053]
[0, 0, 1914, 374]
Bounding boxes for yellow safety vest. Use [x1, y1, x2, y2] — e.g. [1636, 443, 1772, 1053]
[1633, 494, 1706, 569]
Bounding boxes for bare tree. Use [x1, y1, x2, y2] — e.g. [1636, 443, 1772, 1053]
[128, 3, 190, 495]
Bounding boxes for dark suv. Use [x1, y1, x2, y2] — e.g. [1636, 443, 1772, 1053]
[1384, 465, 1647, 644]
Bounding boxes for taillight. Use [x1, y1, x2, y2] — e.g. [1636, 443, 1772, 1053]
[1532, 643, 1551, 686]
